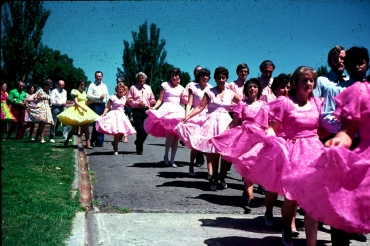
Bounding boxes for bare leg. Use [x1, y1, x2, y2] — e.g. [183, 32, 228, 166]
[164, 132, 175, 162]
[281, 197, 297, 243]
[35, 122, 45, 141]
[304, 213, 318, 246]
[123, 134, 128, 142]
[206, 153, 213, 179]
[208, 153, 220, 187]
[113, 134, 120, 153]
[170, 135, 179, 164]
[82, 124, 91, 147]
[29, 123, 35, 138]
[244, 179, 255, 200]
[65, 125, 78, 143]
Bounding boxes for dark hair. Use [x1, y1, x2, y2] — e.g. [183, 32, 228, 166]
[193, 65, 202, 77]
[271, 73, 291, 96]
[327, 45, 345, 66]
[259, 60, 275, 71]
[289, 66, 317, 98]
[27, 83, 36, 92]
[243, 78, 262, 99]
[76, 79, 85, 88]
[42, 79, 52, 87]
[213, 67, 229, 80]
[95, 71, 103, 77]
[195, 68, 211, 83]
[236, 63, 249, 73]
[169, 67, 181, 78]
[1, 81, 6, 88]
[344, 46, 369, 76]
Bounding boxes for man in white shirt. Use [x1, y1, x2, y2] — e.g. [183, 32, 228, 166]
[87, 71, 110, 147]
[49, 80, 69, 142]
[258, 60, 277, 103]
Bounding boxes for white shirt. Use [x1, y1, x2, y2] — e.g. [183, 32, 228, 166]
[50, 88, 67, 106]
[87, 81, 110, 104]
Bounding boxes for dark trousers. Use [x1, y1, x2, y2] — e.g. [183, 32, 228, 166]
[7, 106, 25, 139]
[91, 103, 105, 146]
[132, 108, 148, 152]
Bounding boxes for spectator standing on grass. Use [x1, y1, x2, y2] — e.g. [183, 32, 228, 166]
[49, 80, 69, 143]
[259, 60, 277, 103]
[6, 81, 26, 140]
[27, 79, 54, 143]
[1, 81, 16, 140]
[87, 71, 109, 147]
[127, 72, 156, 155]
[23, 84, 37, 140]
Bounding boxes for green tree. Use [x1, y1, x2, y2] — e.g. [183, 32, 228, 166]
[120, 21, 191, 95]
[1, 1, 50, 88]
[317, 65, 328, 77]
[31, 45, 89, 98]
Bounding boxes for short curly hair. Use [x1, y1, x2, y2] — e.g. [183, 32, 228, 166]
[243, 78, 262, 99]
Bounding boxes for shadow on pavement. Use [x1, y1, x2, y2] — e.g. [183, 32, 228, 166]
[128, 161, 190, 168]
[87, 151, 137, 156]
[204, 236, 330, 246]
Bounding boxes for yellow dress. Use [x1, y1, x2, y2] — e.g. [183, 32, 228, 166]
[57, 89, 100, 126]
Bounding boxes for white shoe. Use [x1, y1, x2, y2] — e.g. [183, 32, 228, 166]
[221, 182, 228, 189]
[40, 140, 46, 143]
[171, 163, 177, 168]
[50, 139, 55, 143]
[114, 152, 118, 156]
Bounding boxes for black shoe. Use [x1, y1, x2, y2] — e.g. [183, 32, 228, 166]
[247, 197, 256, 207]
[194, 162, 204, 167]
[349, 233, 367, 242]
[137, 151, 143, 155]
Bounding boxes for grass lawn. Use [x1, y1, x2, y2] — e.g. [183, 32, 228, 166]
[1, 135, 83, 245]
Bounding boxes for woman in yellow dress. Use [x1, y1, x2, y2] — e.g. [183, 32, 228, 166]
[58, 80, 99, 148]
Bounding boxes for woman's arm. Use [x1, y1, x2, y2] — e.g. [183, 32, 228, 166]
[232, 94, 242, 104]
[325, 117, 358, 148]
[266, 121, 280, 136]
[185, 89, 194, 116]
[73, 96, 88, 112]
[182, 93, 209, 123]
[150, 87, 164, 109]
[101, 100, 113, 117]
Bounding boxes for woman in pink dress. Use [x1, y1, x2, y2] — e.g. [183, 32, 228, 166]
[261, 66, 323, 246]
[144, 68, 185, 167]
[288, 50, 370, 236]
[211, 78, 264, 203]
[176, 67, 241, 191]
[184, 68, 211, 176]
[96, 82, 137, 156]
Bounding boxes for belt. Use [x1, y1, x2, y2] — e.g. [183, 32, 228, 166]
[92, 102, 105, 105]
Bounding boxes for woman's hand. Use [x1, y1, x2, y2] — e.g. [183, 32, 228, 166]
[324, 137, 342, 147]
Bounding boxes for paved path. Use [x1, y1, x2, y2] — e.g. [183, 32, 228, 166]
[66, 134, 369, 246]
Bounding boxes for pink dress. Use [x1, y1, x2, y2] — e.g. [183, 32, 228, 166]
[289, 82, 370, 233]
[234, 96, 323, 196]
[175, 87, 235, 153]
[144, 82, 184, 137]
[210, 100, 265, 164]
[96, 95, 136, 136]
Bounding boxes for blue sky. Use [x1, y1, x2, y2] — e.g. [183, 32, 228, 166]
[41, 0, 370, 95]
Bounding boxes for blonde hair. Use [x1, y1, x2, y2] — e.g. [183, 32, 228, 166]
[115, 82, 125, 92]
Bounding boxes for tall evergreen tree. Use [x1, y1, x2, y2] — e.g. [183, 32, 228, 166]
[121, 21, 167, 87]
[317, 65, 329, 77]
[1, 1, 50, 88]
[121, 21, 191, 96]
